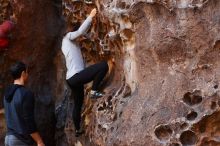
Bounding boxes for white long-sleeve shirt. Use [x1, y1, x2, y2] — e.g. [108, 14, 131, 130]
[61, 16, 92, 79]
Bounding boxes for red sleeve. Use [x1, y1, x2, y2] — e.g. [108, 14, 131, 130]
[0, 20, 14, 35]
[0, 38, 9, 48]
[0, 29, 5, 38]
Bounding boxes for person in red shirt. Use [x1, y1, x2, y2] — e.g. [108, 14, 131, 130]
[0, 20, 14, 51]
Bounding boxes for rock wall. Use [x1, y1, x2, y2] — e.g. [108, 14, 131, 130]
[1, 0, 220, 146]
[0, 0, 64, 145]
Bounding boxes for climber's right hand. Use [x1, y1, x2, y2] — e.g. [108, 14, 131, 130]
[89, 8, 97, 18]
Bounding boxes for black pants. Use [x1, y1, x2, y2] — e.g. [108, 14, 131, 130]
[67, 61, 109, 130]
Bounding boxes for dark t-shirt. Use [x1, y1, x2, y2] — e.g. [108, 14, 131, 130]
[4, 84, 37, 145]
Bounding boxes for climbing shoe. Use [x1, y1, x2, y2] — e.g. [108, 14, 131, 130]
[84, 0, 93, 4]
[89, 90, 104, 99]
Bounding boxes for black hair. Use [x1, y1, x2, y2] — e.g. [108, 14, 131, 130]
[72, 22, 81, 31]
[10, 61, 27, 80]
[65, 22, 81, 35]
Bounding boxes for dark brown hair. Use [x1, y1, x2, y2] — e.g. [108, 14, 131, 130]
[64, 22, 81, 35]
[10, 61, 27, 80]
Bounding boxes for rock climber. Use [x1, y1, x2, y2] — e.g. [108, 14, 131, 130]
[61, 8, 109, 137]
[0, 20, 14, 51]
[4, 61, 45, 146]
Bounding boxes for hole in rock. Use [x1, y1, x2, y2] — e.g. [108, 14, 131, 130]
[198, 121, 206, 133]
[169, 143, 180, 146]
[119, 111, 122, 117]
[110, 127, 114, 132]
[155, 125, 173, 142]
[121, 29, 134, 40]
[120, 101, 125, 105]
[183, 92, 202, 106]
[106, 96, 113, 107]
[211, 101, 217, 110]
[98, 124, 106, 132]
[214, 40, 220, 49]
[180, 130, 197, 145]
[186, 111, 198, 121]
[123, 84, 131, 98]
[180, 123, 189, 130]
[98, 106, 104, 111]
[200, 139, 220, 146]
[214, 85, 218, 89]
[97, 102, 106, 111]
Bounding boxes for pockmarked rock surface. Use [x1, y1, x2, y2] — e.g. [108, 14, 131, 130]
[1, 0, 220, 146]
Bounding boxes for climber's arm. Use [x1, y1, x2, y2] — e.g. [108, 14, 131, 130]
[66, 16, 93, 40]
[66, 8, 97, 40]
[31, 133, 44, 146]
[23, 91, 45, 146]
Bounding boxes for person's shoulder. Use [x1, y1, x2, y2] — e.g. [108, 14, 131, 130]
[21, 87, 34, 97]
[62, 33, 71, 41]
[25, 88, 34, 95]
[65, 31, 78, 38]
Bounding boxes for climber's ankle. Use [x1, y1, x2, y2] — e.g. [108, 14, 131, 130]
[90, 90, 104, 99]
